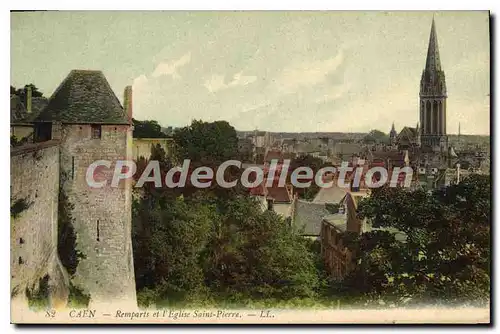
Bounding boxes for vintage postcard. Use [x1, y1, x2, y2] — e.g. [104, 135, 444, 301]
[10, 10, 490, 324]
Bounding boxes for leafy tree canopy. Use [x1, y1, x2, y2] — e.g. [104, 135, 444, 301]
[363, 129, 389, 144]
[132, 119, 168, 138]
[11, 84, 44, 98]
[344, 174, 491, 305]
[172, 120, 239, 167]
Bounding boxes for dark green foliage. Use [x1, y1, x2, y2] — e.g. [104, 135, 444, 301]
[57, 187, 86, 276]
[10, 197, 31, 219]
[363, 129, 389, 144]
[132, 119, 168, 138]
[10, 135, 30, 148]
[202, 196, 318, 301]
[172, 120, 239, 167]
[68, 282, 91, 308]
[349, 174, 491, 305]
[25, 275, 50, 310]
[133, 193, 318, 306]
[12, 84, 44, 98]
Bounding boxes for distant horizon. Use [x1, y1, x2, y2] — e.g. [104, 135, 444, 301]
[147, 119, 491, 137]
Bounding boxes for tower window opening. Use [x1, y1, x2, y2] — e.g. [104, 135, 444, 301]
[91, 125, 102, 139]
[97, 220, 100, 241]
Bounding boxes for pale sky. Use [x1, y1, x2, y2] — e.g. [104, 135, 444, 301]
[11, 11, 490, 135]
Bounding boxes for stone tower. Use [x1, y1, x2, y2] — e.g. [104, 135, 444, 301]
[419, 18, 448, 152]
[35, 70, 136, 307]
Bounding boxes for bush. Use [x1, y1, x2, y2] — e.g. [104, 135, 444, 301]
[68, 283, 90, 308]
[26, 275, 50, 310]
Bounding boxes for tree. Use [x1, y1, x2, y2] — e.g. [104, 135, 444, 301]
[348, 174, 491, 305]
[201, 196, 319, 301]
[132, 119, 168, 138]
[172, 120, 239, 167]
[363, 129, 389, 144]
[132, 120, 321, 307]
[12, 84, 44, 98]
[132, 194, 214, 303]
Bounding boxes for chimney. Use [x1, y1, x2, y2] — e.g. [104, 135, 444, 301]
[26, 85, 32, 113]
[123, 86, 133, 124]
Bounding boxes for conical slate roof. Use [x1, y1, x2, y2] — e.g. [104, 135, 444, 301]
[36, 70, 129, 124]
[425, 18, 442, 73]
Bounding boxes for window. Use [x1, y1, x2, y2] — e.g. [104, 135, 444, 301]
[96, 220, 100, 241]
[91, 125, 102, 139]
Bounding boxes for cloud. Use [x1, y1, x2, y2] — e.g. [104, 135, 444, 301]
[132, 74, 148, 91]
[152, 52, 192, 79]
[315, 83, 351, 104]
[273, 49, 344, 94]
[204, 71, 257, 93]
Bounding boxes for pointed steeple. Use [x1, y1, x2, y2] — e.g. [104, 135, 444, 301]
[419, 17, 448, 152]
[389, 122, 397, 137]
[420, 18, 447, 97]
[425, 17, 442, 73]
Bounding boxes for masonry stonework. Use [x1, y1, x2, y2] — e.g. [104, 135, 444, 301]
[59, 124, 136, 306]
[10, 141, 69, 307]
[11, 70, 138, 310]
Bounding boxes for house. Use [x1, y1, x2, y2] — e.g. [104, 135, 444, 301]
[312, 184, 347, 205]
[132, 137, 173, 160]
[321, 215, 355, 280]
[249, 163, 295, 219]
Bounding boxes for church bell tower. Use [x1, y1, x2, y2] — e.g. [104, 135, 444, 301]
[419, 18, 448, 152]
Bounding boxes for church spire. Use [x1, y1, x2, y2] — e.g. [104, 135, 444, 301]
[419, 17, 448, 151]
[425, 17, 442, 73]
[389, 122, 397, 145]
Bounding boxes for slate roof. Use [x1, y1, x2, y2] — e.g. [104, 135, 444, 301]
[323, 214, 348, 232]
[332, 143, 362, 156]
[397, 127, 418, 144]
[35, 70, 129, 124]
[312, 184, 347, 204]
[294, 200, 330, 236]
